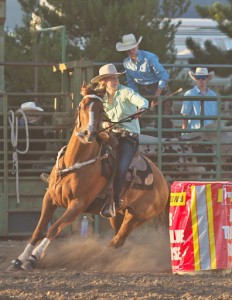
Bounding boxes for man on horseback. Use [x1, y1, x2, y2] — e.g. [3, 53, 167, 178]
[91, 63, 149, 218]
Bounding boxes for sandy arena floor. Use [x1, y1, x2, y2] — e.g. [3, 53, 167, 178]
[0, 227, 231, 299]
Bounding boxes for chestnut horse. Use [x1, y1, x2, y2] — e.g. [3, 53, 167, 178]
[8, 92, 169, 271]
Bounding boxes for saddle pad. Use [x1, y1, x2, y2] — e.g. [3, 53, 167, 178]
[129, 154, 147, 171]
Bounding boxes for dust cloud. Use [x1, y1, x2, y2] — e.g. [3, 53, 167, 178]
[42, 226, 171, 273]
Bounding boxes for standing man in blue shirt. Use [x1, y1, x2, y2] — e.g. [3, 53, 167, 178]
[116, 33, 169, 107]
[181, 67, 218, 130]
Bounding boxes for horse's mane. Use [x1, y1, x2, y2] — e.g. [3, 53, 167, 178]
[80, 82, 105, 99]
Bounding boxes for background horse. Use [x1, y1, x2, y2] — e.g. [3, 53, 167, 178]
[8, 90, 169, 271]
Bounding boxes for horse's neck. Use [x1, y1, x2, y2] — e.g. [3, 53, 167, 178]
[63, 133, 100, 166]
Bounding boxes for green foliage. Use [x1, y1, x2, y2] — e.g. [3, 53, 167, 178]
[186, 37, 232, 77]
[196, 1, 232, 38]
[186, 0, 232, 91]
[5, 0, 191, 92]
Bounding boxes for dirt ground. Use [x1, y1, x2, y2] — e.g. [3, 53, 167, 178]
[0, 227, 231, 300]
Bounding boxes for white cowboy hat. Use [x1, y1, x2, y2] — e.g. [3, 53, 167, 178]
[189, 67, 215, 81]
[116, 34, 143, 52]
[19, 101, 44, 112]
[91, 64, 125, 83]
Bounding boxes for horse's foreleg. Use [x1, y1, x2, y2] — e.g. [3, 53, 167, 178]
[8, 192, 56, 271]
[109, 210, 145, 248]
[45, 201, 81, 240]
[21, 201, 82, 270]
[30, 192, 57, 246]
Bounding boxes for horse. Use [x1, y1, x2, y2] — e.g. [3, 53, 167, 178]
[8, 87, 169, 271]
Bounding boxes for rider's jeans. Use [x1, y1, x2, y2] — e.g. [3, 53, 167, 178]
[113, 135, 139, 205]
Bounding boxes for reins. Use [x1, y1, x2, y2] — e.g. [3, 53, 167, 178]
[55, 87, 183, 173]
[99, 87, 183, 133]
[99, 109, 147, 133]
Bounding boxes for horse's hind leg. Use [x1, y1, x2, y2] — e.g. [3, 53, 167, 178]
[109, 213, 124, 234]
[109, 210, 145, 248]
[8, 191, 56, 271]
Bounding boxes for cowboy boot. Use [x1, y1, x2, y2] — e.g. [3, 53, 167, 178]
[114, 197, 124, 211]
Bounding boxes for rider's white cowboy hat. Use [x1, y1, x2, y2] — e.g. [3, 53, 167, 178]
[116, 34, 143, 52]
[19, 101, 44, 112]
[91, 64, 125, 83]
[189, 67, 215, 81]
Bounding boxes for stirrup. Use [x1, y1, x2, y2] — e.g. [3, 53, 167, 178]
[40, 173, 50, 183]
[115, 198, 124, 210]
[100, 202, 116, 219]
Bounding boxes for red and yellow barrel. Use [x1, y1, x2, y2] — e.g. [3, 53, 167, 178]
[170, 181, 232, 273]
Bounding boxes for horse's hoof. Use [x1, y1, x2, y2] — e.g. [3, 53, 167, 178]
[7, 258, 22, 271]
[21, 255, 38, 271]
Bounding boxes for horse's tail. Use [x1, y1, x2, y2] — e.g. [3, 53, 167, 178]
[150, 178, 170, 229]
[161, 179, 171, 224]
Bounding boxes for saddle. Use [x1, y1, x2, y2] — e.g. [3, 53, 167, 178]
[86, 151, 154, 214]
[98, 131, 153, 190]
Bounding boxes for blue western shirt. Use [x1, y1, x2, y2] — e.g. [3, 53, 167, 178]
[181, 86, 218, 129]
[123, 50, 169, 93]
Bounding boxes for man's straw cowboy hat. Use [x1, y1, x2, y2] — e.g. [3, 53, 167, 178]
[189, 67, 215, 81]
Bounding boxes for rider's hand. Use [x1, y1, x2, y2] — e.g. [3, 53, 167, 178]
[102, 122, 111, 129]
[150, 99, 158, 107]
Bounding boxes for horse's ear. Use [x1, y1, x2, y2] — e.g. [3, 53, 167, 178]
[81, 81, 88, 96]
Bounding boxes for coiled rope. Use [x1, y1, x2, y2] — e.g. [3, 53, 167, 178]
[8, 109, 29, 204]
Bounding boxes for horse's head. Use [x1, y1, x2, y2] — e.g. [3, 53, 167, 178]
[81, 81, 106, 99]
[75, 95, 104, 143]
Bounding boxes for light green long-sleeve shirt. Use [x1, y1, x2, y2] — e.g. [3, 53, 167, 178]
[103, 84, 149, 134]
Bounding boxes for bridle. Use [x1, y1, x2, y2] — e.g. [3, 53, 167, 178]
[75, 95, 104, 142]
